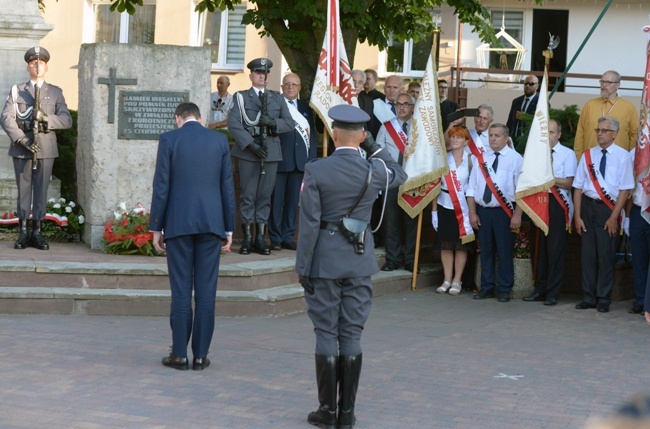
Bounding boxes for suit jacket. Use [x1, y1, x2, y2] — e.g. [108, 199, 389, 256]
[0, 81, 72, 159]
[227, 88, 295, 163]
[506, 93, 538, 138]
[277, 99, 317, 173]
[150, 121, 236, 240]
[295, 147, 407, 279]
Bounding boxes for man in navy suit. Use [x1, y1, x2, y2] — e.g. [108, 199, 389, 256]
[150, 102, 236, 371]
[269, 73, 317, 250]
[506, 74, 539, 140]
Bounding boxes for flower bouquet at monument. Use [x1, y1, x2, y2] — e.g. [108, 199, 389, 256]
[103, 202, 160, 256]
[41, 198, 85, 242]
[513, 223, 532, 259]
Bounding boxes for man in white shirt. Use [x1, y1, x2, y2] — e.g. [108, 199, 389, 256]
[466, 123, 523, 302]
[523, 120, 576, 306]
[573, 116, 634, 313]
[208, 75, 233, 129]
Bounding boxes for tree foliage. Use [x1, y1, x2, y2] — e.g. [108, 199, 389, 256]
[108, 0, 545, 99]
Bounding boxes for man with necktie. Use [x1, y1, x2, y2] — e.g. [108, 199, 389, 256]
[228, 58, 295, 255]
[506, 74, 539, 140]
[269, 73, 316, 251]
[0, 46, 72, 251]
[573, 116, 634, 313]
[466, 123, 524, 302]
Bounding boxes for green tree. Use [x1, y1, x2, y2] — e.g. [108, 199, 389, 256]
[108, 0, 545, 98]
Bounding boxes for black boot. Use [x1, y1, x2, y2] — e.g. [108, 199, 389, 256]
[239, 223, 253, 255]
[14, 219, 30, 250]
[30, 220, 49, 250]
[338, 354, 362, 429]
[253, 222, 271, 255]
[307, 355, 337, 429]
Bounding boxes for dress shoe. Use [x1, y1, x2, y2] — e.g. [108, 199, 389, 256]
[381, 262, 399, 272]
[543, 297, 558, 306]
[575, 301, 596, 310]
[597, 303, 610, 313]
[270, 242, 282, 251]
[473, 289, 495, 300]
[522, 291, 545, 302]
[404, 263, 420, 274]
[193, 357, 210, 371]
[162, 353, 188, 370]
[498, 292, 511, 303]
[628, 304, 644, 315]
[281, 242, 297, 250]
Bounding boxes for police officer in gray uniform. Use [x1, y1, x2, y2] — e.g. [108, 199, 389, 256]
[0, 46, 72, 250]
[296, 105, 407, 429]
[227, 58, 294, 255]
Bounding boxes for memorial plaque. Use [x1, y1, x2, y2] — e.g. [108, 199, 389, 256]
[118, 91, 189, 140]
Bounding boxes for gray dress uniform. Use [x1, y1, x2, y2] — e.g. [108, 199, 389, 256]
[0, 47, 72, 251]
[297, 105, 407, 429]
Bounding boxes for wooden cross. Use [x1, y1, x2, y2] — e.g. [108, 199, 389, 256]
[98, 67, 137, 124]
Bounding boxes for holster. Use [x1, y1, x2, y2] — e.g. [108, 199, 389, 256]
[339, 217, 367, 255]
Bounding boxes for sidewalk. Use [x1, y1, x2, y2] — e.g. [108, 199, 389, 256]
[0, 285, 647, 428]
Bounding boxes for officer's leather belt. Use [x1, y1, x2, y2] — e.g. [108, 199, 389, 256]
[320, 221, 340, 231]
[583, 195, 604, 204]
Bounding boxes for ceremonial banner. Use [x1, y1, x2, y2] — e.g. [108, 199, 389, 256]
[515, 69, 554, 235]
[309, 0, 357, 139]
[635, 24, 650, 224]
[397, 50, 449, 218]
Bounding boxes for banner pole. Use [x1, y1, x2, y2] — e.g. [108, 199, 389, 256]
[411, 211, 423, 291]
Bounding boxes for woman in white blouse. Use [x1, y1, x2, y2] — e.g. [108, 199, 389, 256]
[432, 126, 475, 295]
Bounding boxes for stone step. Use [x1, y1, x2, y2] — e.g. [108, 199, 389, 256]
[0, 265, 442, 317]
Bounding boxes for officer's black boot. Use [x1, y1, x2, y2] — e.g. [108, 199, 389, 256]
[307, 355, 337, 429]
[14, 219, 30, 250]
[239, 223, 253, 255]
[30, 220, 49, 250]
[338, 354, 362, 429]
[253, 222, 271, 255]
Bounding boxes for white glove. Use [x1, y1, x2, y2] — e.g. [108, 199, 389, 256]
[623, 217, 630, 236]
[432, 211, 438, 231]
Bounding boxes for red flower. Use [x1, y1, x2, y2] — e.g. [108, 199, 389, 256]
[121, 219, 129, 227]
[133, 233, 152, 248]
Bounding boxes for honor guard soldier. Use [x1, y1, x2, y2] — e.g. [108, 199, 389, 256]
[296, 105, 407, 429]
[0, 46, 72, 250]
[227, 58, 295, 255]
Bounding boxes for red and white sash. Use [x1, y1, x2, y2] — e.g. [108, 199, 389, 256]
[384, 117, 408, 156]
[584, 150, 618, 210]
[478, 155, 515, 218]
[443, 161, 475, 244]
[550, 186, 572, 230]
[467, 134, 488, 165]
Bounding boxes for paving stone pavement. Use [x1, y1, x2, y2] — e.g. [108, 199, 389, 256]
[0, 287, 648, 429]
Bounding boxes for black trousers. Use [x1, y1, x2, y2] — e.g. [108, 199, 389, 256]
[534, 197, 569, 299]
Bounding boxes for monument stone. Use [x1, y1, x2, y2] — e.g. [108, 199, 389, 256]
[77, 43, 211, 249]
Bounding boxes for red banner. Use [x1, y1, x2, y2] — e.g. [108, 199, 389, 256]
[635, 25, 650, 223]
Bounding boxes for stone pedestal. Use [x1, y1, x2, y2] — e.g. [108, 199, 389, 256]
[475, 257, 534, 299]
[77, 43, 211, 249]
[0, 0, 55, 213]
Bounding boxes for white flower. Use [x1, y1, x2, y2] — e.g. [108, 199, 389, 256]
[53, 203, 61, 209]
[118, 201, 127, 212]
[59, 197, 66, 203]
[65, 206, 72, 213]
[48, 198, 56, 203]
[78, 215, 85, 224]
[68, 201, 76, 208]
[114, 211, 122, 220]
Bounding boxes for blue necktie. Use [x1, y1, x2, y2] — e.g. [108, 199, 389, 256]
[599, 149, 607, 179]
[389, 102, 396, 115]
[482, 152, 500, 204]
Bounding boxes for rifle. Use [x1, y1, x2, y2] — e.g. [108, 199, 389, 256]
[30, 46, 41, 171]
[259, 61, 268, 176]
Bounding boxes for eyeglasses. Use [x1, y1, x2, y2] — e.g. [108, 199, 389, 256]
[523, 82, 538, 86]
[396, 102, 414, 107]
[599, 80, 620, 85]
[594, 128, 615, 133]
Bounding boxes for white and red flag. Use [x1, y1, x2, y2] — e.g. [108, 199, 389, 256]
[309, 0, 357, 139]
[397, 49, 449, 218]
[634, 25, 650, 224]
[515, 68, 554, 235]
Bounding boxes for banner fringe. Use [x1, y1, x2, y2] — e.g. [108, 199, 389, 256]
[519, 201, 549, 235]
[398, 166, 448, 218]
